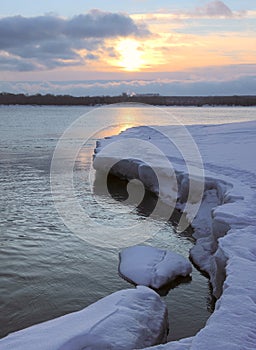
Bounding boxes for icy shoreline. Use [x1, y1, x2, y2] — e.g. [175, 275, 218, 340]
[93, 121, 256, 350]
[1, 120, 255, 350]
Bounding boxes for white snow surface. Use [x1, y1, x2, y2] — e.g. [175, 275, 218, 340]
[0, 286, 168, 350]
[119, 245, 192, 289]
[94, 120, 256, 350]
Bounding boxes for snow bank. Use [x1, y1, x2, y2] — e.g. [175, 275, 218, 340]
[94, 120, 256, 350]
[119, 245, 192, 289]
[0, 286, 168, 350]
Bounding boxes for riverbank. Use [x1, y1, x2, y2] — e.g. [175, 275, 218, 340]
[0, 92, 255, 106]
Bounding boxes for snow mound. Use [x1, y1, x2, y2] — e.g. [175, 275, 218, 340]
[0, 286, 168, 350]
[119, 245, 192, 289]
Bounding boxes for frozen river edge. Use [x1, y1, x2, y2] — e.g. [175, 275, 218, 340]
[93, 121, 256, 350]
[1, 119, 255, 350]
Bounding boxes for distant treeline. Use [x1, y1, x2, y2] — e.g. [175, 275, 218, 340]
[0, 92, 255, 106]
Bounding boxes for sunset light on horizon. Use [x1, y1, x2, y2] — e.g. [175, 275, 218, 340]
[0, 1, 255, 96]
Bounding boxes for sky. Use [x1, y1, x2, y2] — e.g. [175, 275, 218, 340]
[0, 1, 255, 96]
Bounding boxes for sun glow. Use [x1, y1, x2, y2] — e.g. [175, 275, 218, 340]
[116, 39, 146, 71]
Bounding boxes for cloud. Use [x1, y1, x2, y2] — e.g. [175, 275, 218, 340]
[65, 10, 149, 38]
[133, 1, 244, 21]
[0, 10, 150, 71]
[194, 1, 233, 18]
[1, 65, 255, 96]
[0, 55, 40, 72]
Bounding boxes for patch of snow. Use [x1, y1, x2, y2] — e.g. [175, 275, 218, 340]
[0, 286, 168, 350]
[119, 245, 192, 289]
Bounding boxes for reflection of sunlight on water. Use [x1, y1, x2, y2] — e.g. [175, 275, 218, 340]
[96, 123, 135, 139]
[95, 104, 172, 131]
[76, 105, 153, 167]
[76, 123, 134, 167]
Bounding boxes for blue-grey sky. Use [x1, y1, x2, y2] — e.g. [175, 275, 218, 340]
[0, 1, 255, 96]
[1, 0, 255, 16]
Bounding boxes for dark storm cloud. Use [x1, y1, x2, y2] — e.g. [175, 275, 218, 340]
[0, 10, 150, 71]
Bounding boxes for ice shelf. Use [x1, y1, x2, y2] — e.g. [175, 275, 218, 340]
[93, 121, 256, 350]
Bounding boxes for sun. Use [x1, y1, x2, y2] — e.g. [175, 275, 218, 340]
[116, 39, 145, 71]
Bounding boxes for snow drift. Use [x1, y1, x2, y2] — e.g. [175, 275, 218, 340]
[0, 286, 168, 350]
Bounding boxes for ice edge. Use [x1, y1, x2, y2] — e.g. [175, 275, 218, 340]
[93, 126, 256, 350]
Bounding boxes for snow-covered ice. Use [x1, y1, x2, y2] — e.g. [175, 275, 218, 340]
[0, 286, 168, 350]
[119, 245, 192, 289]
[94, 120, 256, 350]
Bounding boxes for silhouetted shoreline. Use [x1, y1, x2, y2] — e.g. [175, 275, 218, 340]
[0, 92, 255, 106]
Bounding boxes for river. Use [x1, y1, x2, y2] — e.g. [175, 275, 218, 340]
[0, 104, 255, 341]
